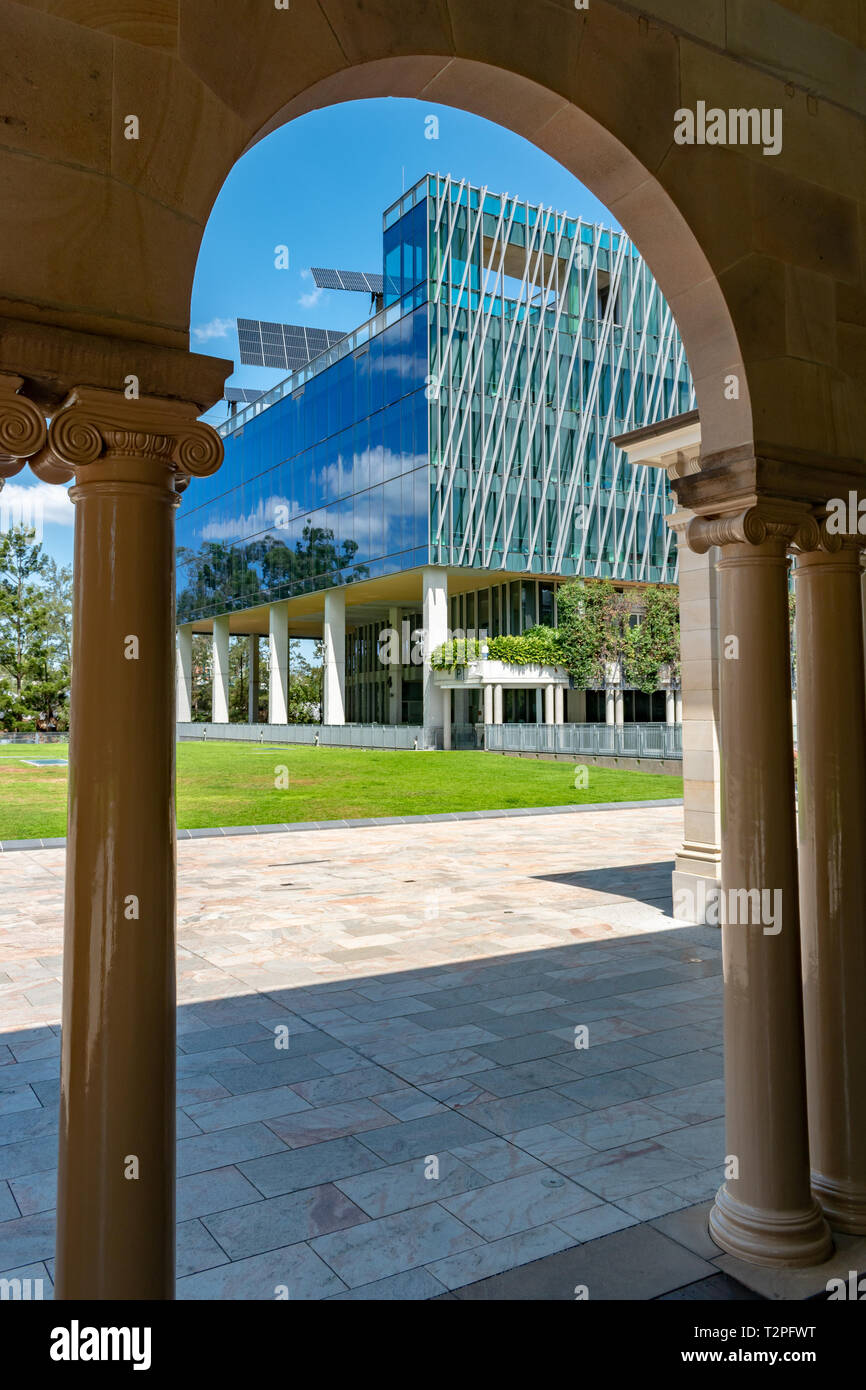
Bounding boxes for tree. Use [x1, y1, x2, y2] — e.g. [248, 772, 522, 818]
[288, 639, 322, 723]
[0, 526, 70, 729]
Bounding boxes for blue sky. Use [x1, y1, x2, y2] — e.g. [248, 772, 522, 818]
[16, 98, 620, 571]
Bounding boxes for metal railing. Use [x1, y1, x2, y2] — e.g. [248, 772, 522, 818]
[177, 722, 439, 750]
[484, 722, 682, 759]
[177, 721, 681, 758]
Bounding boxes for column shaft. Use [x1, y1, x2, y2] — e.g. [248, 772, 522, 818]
[323, 589, 346, 725]
[493, 684, 503, 725]
[268, 602, 289, 724]
[544, 683, 555, 725]
[709, 539, 831, 1266]
[176, 625, 192, 723]
[422, 567, 448, 730]
[796, 545, 866, 1232]
[554, 686, 564, 725]
[442, 688, 452, 750]
[212, 615, 229, 723]
[247, 634, 259, 724]
[57, 454, 179, 1298]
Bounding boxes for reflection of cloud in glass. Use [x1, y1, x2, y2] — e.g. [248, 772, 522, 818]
[201, 497, 304, 542]
[198, 449, 427, 544]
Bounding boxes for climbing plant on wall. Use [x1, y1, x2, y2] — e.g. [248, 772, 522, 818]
[625, 585, 681, 694]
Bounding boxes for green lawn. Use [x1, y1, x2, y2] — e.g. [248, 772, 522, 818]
[0, 741, 682, 840]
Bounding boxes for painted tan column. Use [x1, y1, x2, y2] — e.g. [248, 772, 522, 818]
[689, 511, 831, 1268]
[795, 539, 866, 1232]
[34, 387, 222, 1300]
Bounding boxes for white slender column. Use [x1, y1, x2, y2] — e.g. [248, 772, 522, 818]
[554, 686, 564, 725]
[323, 588, 346, 725]
[605, 686, 615, 725]
[212, 615, 229, 724]
[665, 686, 676, 725]
[493, 684, 503, 724]
[484, 684, 493, 725]
[442, 688, 452, 750]
[614, 688, 624, 725]
[268, 601, 289, 725]
[176, 625, 192, 723]
[675, 690, 683, 723]
[544, 683, 555, 725]
[388, 605, 402, 725]
[247, 634, 259, 724]
[422, 566, 448, 730]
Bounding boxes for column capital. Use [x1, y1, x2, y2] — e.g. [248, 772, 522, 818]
[0, 372, 47, 476]
[684, 502, 816, 555]
[29, 386, 223, 489]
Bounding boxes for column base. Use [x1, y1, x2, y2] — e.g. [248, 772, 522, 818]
[709, 1183, 833, 1268]
[672, 867, 721, 925]
[811, 1172, 866, 1235]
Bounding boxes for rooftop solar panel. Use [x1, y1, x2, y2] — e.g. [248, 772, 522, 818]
[236, 318, 348, 370]
[310, 267, 384, 295]
[224, 387, 264, 403]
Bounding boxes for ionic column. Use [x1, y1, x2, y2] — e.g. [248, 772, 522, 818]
[689, 509, 831, 1268]
[176, 625, 193, 723]
[795, 537, 866, 1233]
[25, 385, 222, 1299]
[247, 634, 259, 724]
[268, 601, 289, 724]
[323, 588, 346, 725]
[212, 615, 229, 723]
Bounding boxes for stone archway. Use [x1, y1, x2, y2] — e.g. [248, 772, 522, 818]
[0, 0, 863, 1298]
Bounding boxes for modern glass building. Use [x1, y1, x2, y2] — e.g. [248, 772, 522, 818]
[176, 174, 694, 731]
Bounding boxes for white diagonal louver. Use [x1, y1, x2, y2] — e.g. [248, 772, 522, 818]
[422, 176, 694, 582]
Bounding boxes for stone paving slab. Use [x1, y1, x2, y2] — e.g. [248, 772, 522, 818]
[0, 803, 755, 1300]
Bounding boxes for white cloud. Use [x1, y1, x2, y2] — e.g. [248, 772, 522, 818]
[298, 269, 323, 310]
[192, 316, 234, 343]
[0, 480, 74, 536]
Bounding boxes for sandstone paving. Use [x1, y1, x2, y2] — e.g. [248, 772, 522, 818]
[0, 804, 741, 1299]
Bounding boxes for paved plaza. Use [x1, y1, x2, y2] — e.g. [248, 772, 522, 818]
[0, 803, 757, 1299]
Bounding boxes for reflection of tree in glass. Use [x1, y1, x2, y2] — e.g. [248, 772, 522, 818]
[178, 524, 369, 623]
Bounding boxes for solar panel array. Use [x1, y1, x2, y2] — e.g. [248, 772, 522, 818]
[311, 267, 384, 295]
[224, 387, 264, 404]
[237, 319, 347, 371]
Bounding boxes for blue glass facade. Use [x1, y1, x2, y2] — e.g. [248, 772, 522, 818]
[178, 305, 429, 622]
